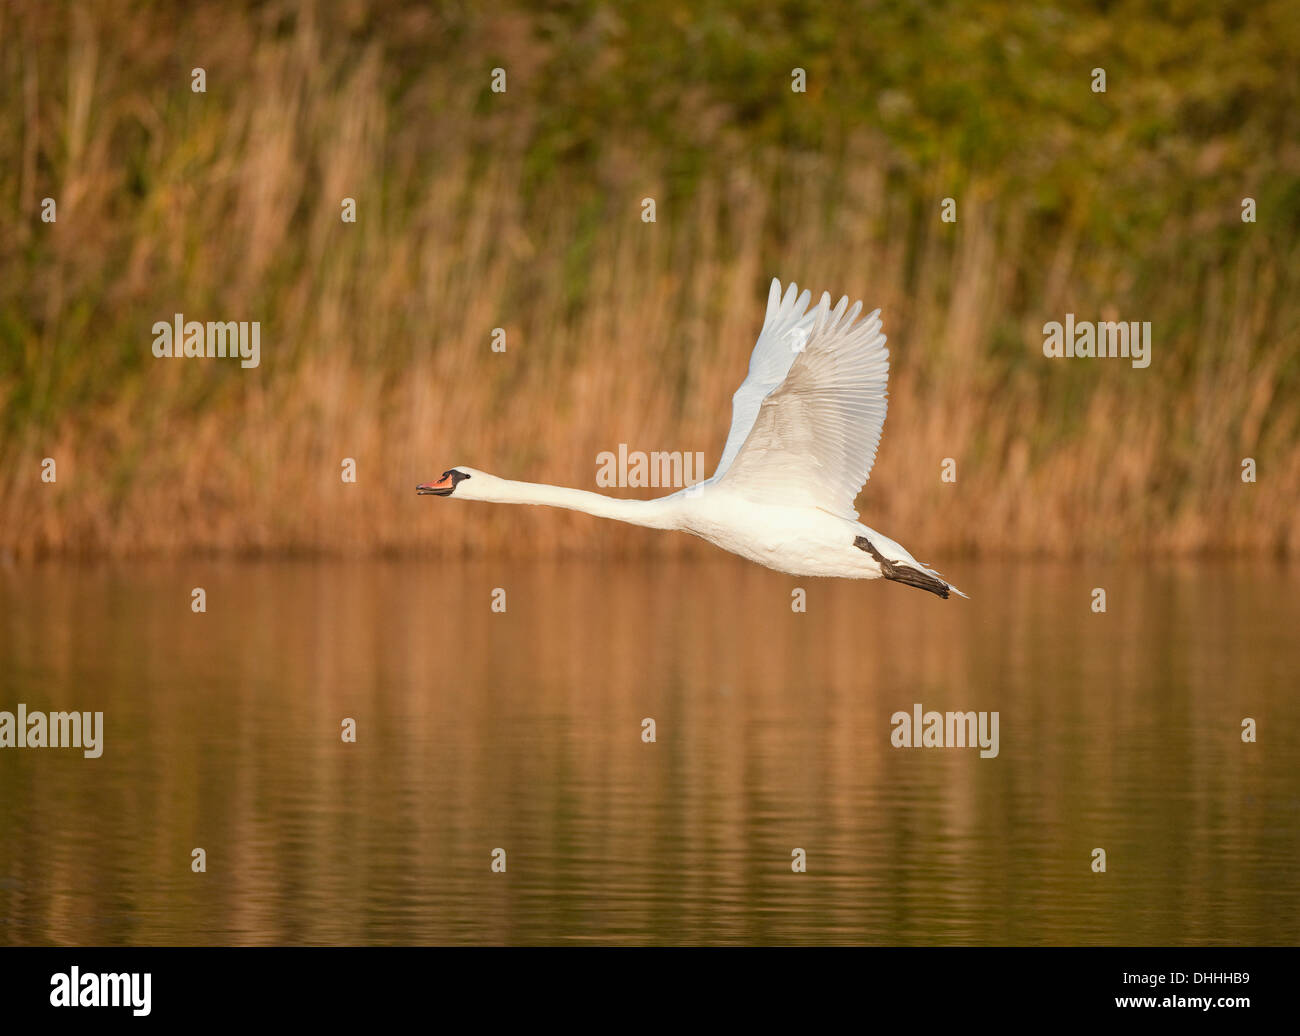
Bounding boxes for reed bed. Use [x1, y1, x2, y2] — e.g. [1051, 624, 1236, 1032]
[2, 1, 1297, 560]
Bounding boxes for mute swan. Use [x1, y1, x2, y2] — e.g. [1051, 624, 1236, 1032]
[419, 280, 965, 598]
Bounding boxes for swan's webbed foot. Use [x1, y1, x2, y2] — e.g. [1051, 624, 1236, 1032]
[854, 535, 950, 599]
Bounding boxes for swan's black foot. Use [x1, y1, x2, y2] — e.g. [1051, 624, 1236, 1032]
[854, 535, 950, 599]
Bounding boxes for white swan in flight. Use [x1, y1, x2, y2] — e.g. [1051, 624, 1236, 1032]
[419, 279, 965, 599]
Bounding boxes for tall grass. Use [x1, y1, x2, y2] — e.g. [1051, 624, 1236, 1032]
[2, 0, 1297, 560]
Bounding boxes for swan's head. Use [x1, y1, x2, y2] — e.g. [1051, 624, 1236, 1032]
[417, 467, 474, 498]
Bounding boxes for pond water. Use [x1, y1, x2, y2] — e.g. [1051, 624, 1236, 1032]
[1, 558, 1296, 945]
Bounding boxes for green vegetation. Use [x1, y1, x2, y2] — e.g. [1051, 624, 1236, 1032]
[1, 0, 1296, 557]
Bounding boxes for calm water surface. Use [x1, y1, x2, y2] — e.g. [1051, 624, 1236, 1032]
[1, 559, 1296, 945]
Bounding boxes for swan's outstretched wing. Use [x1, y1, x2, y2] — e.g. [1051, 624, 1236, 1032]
[711, 280, 819, 482]
[716, 290, 889, 520]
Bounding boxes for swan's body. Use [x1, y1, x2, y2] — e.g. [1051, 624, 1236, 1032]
[420, 280, 964, 599]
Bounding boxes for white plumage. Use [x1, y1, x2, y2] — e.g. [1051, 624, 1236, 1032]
[419, 279, 964, 599]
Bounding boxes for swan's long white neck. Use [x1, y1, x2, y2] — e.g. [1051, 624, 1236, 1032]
[458, 473, 685, 530]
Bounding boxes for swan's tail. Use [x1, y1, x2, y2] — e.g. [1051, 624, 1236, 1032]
[854, 534, 967, 601]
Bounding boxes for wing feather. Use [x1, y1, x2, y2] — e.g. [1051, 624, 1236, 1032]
[716, 289, 890, 520]
[711, 279, 818, 481]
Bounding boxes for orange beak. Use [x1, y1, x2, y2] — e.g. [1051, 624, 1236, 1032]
[417, 473, 456, 496]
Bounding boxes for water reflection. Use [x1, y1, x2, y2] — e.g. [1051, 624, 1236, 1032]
[1, 559, 1296, 945]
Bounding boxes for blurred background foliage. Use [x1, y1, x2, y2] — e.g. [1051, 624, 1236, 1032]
[0, 0, 1296, 558]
